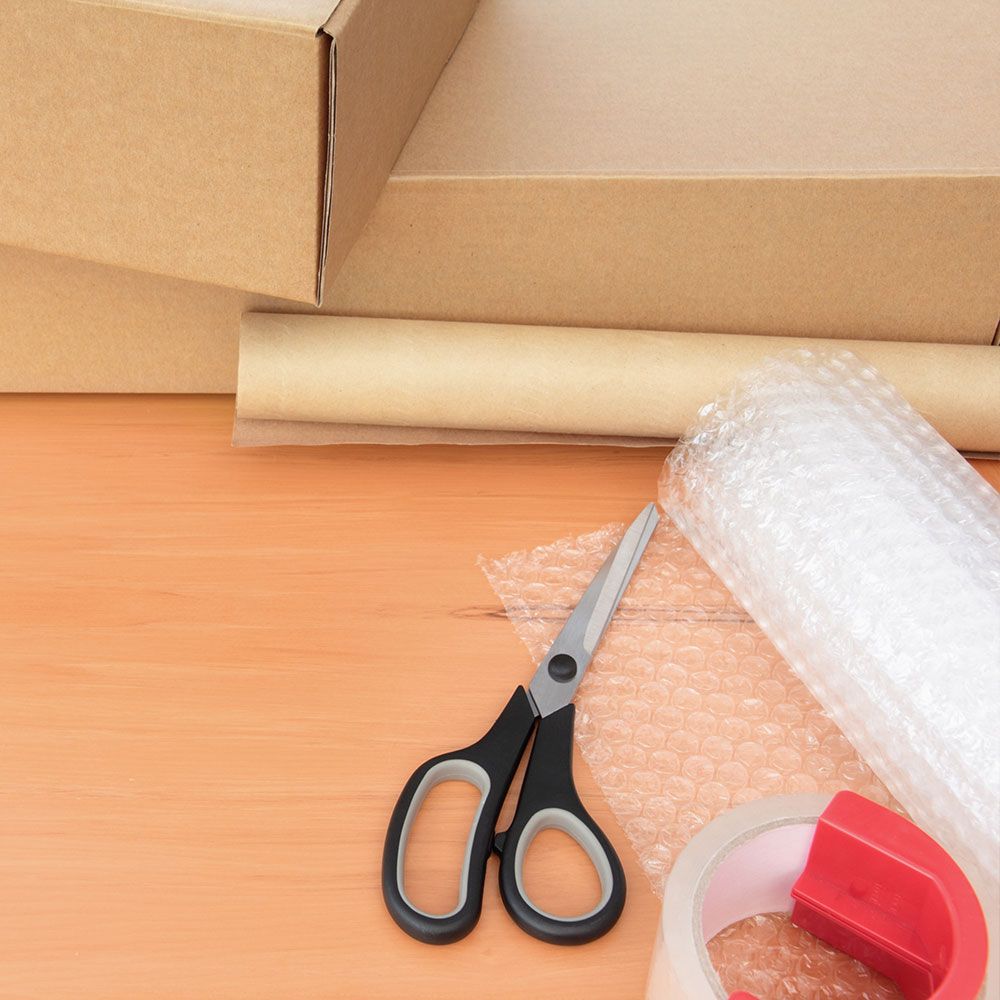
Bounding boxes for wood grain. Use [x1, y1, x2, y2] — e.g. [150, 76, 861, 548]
[0, 395, 996, 1000]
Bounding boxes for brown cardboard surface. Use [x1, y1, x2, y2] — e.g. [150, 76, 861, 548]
[233, 315, 1000, 453]
[0, 0, 477, 303]
[395, 0, 1000, 176]
[321, 0, 482, 299]
[2, 0, 999, 390]
[346, 0, 1000, 345]
[329, 174, 1000, 345]
[3, 189, 999, 395]
[2, 245, 246, 394]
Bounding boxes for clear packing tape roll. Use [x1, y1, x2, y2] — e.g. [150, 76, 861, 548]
[661, 350, 1000, 995]
[649, 793, 989, 999]
[650, 795, 841, 1000]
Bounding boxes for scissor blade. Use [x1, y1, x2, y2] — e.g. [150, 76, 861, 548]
[527, 503, 659, 717]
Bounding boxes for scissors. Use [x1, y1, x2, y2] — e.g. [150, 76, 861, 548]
[382, 504, 659, 946]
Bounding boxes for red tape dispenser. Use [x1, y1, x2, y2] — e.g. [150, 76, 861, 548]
[785, 792, 988, 1000]
[650, 791, 989, 999]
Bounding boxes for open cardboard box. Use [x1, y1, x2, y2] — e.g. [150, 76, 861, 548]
[1, 0, 479, 304]
[2, 0, 998, 393]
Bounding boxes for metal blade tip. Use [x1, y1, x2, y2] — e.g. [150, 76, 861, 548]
[624, 502, 659, 541]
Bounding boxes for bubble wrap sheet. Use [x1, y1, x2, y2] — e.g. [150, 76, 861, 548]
[482, 521, 901, 998]
[663, 350, 1000, 906]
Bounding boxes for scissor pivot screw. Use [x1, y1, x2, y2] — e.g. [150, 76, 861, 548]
[547, 653, 577, 682]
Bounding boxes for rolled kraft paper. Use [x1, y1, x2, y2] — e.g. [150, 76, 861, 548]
[234, 315, 1000, 452]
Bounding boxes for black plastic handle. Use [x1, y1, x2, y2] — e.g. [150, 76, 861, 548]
[494, 703, 626, 945]
[382, 686, 536, 944]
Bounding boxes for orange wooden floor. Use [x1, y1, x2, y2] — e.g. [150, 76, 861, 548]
[1, 395, 996, 1000]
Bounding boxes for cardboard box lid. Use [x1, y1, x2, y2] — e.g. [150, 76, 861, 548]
[0, 0, 477, 304]
[395, 0, 1000, 177]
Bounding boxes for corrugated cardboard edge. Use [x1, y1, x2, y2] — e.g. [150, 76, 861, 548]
[315, 37, 337, 305]
[156, 0, 480, 306]
[316, 0, 481, 306]
[294, 1, 486, 305]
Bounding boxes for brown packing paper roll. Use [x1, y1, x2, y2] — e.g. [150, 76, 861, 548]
[234, 315, 1000, 453]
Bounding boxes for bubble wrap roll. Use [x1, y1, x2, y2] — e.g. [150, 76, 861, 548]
[660, 350, 1000, 910]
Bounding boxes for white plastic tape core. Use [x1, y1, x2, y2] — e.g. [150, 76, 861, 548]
[647, 794, 833, 1000]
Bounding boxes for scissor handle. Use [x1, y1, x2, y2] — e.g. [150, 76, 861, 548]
[495, 703, 626, 945]
[381, 686, 536, 944]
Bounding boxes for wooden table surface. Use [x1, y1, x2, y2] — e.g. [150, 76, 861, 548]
[2, 395, 996, 1000]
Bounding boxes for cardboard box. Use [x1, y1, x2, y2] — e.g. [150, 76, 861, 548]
[347, 0, 1000, 345]
[1, 0, 478, 304]
[3, 0, 998, 392]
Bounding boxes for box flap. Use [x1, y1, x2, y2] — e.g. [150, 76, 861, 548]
[396, 0, 1000, 177]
